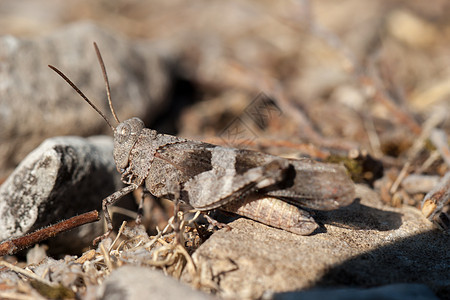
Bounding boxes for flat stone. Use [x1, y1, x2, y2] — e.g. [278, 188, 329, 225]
[182, 184, 448, 299]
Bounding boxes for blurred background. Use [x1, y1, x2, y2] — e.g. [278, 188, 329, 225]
[0, 0, 449, 204]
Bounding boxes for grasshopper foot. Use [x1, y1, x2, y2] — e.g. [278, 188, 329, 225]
[203, 213, 232, 231]
[93, 230, 112, 246]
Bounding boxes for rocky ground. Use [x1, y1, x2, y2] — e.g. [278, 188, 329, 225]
[0, 1, 449, 299]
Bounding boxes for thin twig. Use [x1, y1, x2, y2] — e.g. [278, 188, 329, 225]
[0, 210, 100, 256]
[390, 162, 410, 194]
[406, 111, 446, 160]
[363, 114, 383, 158]
[176, 243, 197, 277]
[430, 129, 450, 168]
[109, 221, 127, 252]
[0, 260, 56, 287]
[422, 171, 450, 230]
[0, 291, 45, 300]
[100, 242, 113, 271]
[416, 151, 441, 174]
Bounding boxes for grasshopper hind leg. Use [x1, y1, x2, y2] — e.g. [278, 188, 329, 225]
[222, 195, 319, 235]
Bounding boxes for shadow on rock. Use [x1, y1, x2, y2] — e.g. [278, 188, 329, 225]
[312, 229, 450, 299]
[313, 199, 403, 232]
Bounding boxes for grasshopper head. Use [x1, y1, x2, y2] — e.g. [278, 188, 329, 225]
[113, 117, 144, 172]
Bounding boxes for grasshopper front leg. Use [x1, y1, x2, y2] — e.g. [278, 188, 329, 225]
[94, 184, 139, 245]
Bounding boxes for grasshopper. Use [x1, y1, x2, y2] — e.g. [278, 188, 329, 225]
[48, 43, 355, 242]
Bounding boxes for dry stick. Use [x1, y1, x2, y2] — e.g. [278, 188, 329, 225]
[0, 260, 56, 287]
[363, 114, 383, 158]
[406, 110, 446, 160]
[389, 111, 446, 194]
[422, 171, 450, 230]
[416, 151, 441, 174]
[0, 210, 99, 256]
[390, 162, 411, 194]
[100, 242, 113, 271]
[109, 221, 128, 252]
[430, 128, 450, 168]
[0, 291, 43, 300]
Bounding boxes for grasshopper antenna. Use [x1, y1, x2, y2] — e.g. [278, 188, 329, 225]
[48, 64, 115, 131]
[93, 42, 120, 124]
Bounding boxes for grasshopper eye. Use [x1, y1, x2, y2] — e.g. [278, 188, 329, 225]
[115, 123, 131, 144]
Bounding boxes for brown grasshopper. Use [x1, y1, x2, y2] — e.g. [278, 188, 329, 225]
[48, 43, 355, 243]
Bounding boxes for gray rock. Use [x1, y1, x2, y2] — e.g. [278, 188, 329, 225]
[97, 265, 214, 300]
[0, 21, 170, 178]
[182, 185, 449, 299]
[0, 136, 119, 243]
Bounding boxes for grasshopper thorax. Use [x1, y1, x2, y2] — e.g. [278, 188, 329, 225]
[113, 117, 145, 172]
